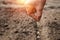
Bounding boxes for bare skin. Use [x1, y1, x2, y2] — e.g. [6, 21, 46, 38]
[26, 0, 46, 21]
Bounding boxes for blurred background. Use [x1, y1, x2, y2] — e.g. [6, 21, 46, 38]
[0, 0, 60, 40]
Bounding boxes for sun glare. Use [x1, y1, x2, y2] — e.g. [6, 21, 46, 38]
[16, 0, 35, 13]
[17, 0, 33, 5]
[25, 0, 32, 4]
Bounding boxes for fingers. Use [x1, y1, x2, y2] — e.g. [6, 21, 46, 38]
[26, 5, 36, 14]
[27, 13, 41, 21]
[33, 15, 41, 21]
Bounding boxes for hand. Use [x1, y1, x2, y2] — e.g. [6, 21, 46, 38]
[27, 12, 42, 21]
[26, 5, 42, 21]
[26, 0, 46, 21]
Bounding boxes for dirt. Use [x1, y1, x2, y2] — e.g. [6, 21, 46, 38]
[0, 0, 60, 40]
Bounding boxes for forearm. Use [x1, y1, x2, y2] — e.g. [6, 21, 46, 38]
[36, 0, 46, 15]
[35, 0, 46, 21]
[39, 0, 46, 10]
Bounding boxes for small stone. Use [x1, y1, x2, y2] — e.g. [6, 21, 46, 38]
[54, 18, 57, 20]
[14, 31, 19, 33]
[37, 36, 40, 38]
[37, 31, 40, 34]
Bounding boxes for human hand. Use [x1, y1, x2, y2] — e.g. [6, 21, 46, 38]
[26, 0, 46, 21]
[26, 5, 42, 21]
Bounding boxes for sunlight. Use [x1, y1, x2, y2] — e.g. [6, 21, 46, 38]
[17, 0, 33, 5]
[16, 0, 36, 14]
